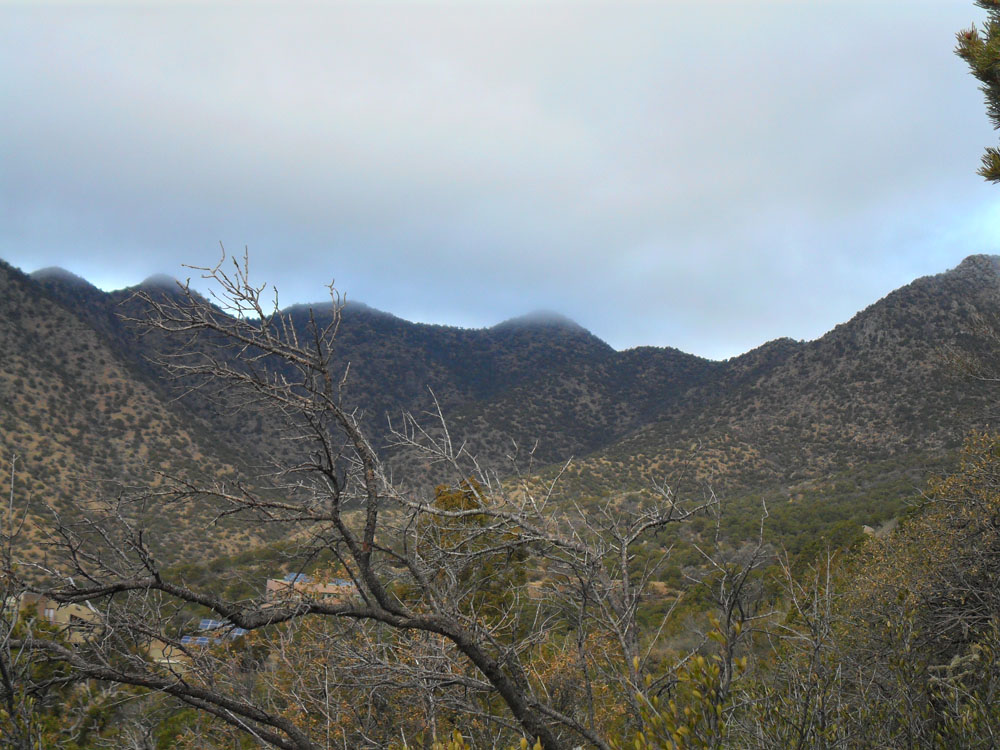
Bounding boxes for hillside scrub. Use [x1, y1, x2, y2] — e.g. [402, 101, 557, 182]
[2, 255, 733, 750]
[2, 253, 1000, 748]
[9, 429, 999, 749]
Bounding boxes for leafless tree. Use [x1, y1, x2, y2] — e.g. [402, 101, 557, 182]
[6, 252, 717, 750]
[0, 453, 33, 750]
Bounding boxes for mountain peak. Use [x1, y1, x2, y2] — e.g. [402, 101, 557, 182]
[493, 310, 585, 332]
[952, 254, 1000, 277]
[282, 299, 400, 322]
[138, 273, 179, 290]
[31, 266, 95, 289]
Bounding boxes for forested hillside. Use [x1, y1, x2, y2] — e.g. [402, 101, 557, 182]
[10, 253, 1000, 548]
[6, 253, 1000, 750]
[563, 255, 1000, 495]
[0, 263, 261, 562]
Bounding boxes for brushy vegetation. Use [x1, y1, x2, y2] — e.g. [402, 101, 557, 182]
[5, 246, 1000, 748]
[7, 432, 1000, 748]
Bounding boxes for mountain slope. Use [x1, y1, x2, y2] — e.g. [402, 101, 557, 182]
[12, 253, 1000, 559]
[32, 271, 718, 473]
[562, 255, 1000, 498]
[0, 261, 263, 562]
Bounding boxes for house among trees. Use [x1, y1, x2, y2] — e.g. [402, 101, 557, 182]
[17, 593, 98, 644]
[144, 573, 356, 670]
[264, 572, 356, 602]
[148, 619, 249, 668]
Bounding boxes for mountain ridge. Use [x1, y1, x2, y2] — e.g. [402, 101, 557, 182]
[6, 253, 1000, 560]
[29, 256, 999, 361]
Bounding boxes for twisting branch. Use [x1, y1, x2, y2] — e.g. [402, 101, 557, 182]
[9, 250, 716, 750]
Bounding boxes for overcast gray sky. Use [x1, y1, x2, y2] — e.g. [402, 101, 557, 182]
[1, 0, 997, 359]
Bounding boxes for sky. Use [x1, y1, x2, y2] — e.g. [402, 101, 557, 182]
[1, 0, 998, 360]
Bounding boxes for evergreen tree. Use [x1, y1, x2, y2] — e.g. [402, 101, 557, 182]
[957, 1, 1000, 182]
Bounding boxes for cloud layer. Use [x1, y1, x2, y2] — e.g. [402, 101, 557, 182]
[1, 1, 996, 358]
